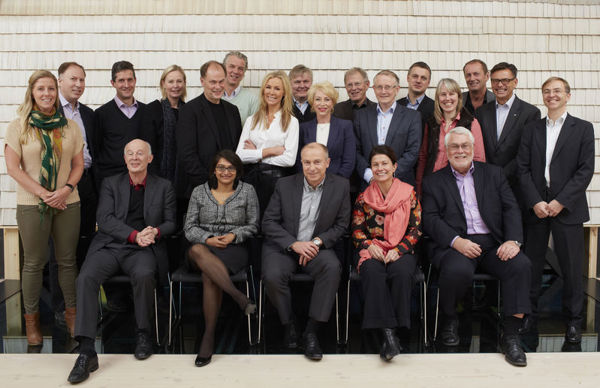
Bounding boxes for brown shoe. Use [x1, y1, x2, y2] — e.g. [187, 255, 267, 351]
[24, 312, 43, 345]
[64, 307, 76, 338]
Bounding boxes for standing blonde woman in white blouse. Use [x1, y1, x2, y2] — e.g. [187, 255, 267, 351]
[236, 70, 299, 216]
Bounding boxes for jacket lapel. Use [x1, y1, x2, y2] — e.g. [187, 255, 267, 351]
[119, 173, 132, 221]
[367, 105, 379, 146]
[385, 106, 404, 144]
[550, 114, 573, 163]
[308, 119, 318, 143]
[312, 174, 333, 236]
[472, 165, 486, 224]
[442, 166, 466, 223]
[290, 174, 304, 238]
[483, 106, 498, 149]
[143, 174, 155, 222]
[497, 97, 521, 146]
[326, 117, 339, 150]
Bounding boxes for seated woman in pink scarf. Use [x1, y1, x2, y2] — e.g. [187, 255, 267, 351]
[352, 145, 422, 362]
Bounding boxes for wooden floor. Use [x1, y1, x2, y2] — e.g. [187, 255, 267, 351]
[1, 353, 599, 387]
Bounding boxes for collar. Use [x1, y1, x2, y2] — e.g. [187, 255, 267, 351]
[496, 93, 516, 109]
[546, 111, 568, 127]
[223, 85, 242, 99]
[407, 94, 425, 106]
[294, 98, 308, 107]
[129, 175, 147, 191]
[114, 95, 137, 108]
[59, 92, 79, 111]
[351, 98, 369, 109]
[303, 176, 325, 191]
[450, 162, 475, 179]
[377, 101, 397, 115]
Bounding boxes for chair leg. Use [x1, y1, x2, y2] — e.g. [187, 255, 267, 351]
[345, 273, 350, 345]
[246, 279, 252, 346]
[154, 288, 160, 346]
[168, 280, 173, 346]
[422, 280, 429, 347]
[335, 292, 340, 345]
[258, 279, 263, 344]
[434, 286, 440, 340]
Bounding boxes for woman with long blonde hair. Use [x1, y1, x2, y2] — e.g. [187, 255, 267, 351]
[5, 70, 84, 345]
[235, 70, 299, 215]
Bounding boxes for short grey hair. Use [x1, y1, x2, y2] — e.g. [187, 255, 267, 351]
[124, 139, 153, 155]
[223, 51, 248, 71]
[444, 127, 474, 147]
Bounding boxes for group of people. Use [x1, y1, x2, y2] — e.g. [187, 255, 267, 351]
[4, 51, 594, 384]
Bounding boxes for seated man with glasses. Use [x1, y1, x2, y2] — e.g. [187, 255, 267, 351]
[67, 139, 176, 384]
[354, 69, 422, 189]
[422, 127, 531, 367]
[262, 142, 350, 361]
[474, 62, 540, 190]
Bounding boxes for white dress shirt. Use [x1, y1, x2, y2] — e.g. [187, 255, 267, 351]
[495, 93, 516, 139]
[315, 123, 330, 146]
[545, 111, 568, 186]
[59, 92, 92, 169]
[236, 111, 299, 167]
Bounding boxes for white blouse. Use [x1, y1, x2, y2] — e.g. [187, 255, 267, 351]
[235, 110, 299, 167]
[315, 123, 330, 146]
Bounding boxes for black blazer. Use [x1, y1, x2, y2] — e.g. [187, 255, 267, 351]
[262, 172, 350, 252]
[293, 103, 316, 123]
[297, 116, 356, 178]
[398, 94, 435, 127]
[354, 103, 422, 186]
[175, 94, 242, 199]
[89, 172, 177, 284]
[475, 96, 540, 186]
[517, 114, 595, 225]
[422, 162, 522, 265]
[333, 98, 376, 122]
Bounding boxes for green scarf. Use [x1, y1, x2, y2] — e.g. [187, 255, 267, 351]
[29, 109, 67, 219]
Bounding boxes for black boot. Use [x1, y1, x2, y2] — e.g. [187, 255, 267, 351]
[380, 328, 402, 361]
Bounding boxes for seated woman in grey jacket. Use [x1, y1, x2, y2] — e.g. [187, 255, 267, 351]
[184, 149, 259, 367]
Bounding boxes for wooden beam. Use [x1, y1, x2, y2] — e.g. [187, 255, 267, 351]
[3, 228, 20, 280]
[587, 226, 598, 279]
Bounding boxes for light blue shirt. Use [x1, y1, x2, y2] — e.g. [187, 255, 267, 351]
[495, 93, 516, 140]
[59, 92, 92, 169]
[294, 98, 309, 115]
[364, 101, 397, 183]
[405, 94, 425, 111]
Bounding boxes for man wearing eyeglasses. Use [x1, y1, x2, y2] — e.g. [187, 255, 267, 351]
[423, 127, 531, 367]
[333, 67, 375, 122]
[517, 77, 594, 345]
[354, 70, 422, 188]
[474, 62, 540, 189]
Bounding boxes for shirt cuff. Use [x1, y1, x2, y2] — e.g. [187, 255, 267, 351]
[363, 168, 373, 183]
[450, 235, 459, 248]
[155, 228, 161, 240]
[128, 230, 138, 244]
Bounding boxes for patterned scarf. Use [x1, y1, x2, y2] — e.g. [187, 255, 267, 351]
[30, 108, 67, 219]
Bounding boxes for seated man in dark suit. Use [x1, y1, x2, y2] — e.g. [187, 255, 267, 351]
[67, 139, 176, 384]
[262, 143, 350, 361]
[354, 70, 422, 187]
[422, 127, 531, 367]
[398, 61, 434, 128]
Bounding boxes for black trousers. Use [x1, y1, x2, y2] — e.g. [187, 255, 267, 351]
[524, 219, 584, 327]
[262, 243, 341, 324]
[76, 169, 98, 269]
[74, 246, 157, 340]
[436, 234, 531, 319]
[243, 164, 291, 219]
[359, 253, 417, 329]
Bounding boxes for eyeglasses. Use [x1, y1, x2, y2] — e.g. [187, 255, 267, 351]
[447, 143, 473, 152]
[215, 165, 236, 173]
[542, 88, 566, 96]
[373, 85, 398, 92]
[490, 77, 515, 85]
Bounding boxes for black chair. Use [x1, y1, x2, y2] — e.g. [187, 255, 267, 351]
[257, 273, 341, 344]
[344, 265, 428, 347]
[168, 265, 257, 347]
[98, 275, 160, 345]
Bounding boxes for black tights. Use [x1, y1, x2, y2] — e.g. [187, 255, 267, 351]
[188, 244, 250, 358]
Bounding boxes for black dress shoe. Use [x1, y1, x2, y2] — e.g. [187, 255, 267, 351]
[565, 325, 582, 344]
[303, 332, 323, 361]
[283, 323, 298, 349]
[195, 354, 212, 367]
[134, 331, 153, 360]
[440, 318, 459, 346]
[68, 353, 99, 384]
[501, 334, 527, 367]
[518, 315, 537, 335]
[379, 328, 402, 361]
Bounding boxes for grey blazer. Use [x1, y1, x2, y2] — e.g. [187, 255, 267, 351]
[89, 172, 177, 283]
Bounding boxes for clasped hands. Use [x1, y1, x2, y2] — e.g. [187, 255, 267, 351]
[291, 239, 321, 266]
[367, 244, 399, 264]
[135, 226, 160, 247]
[40, 186, 71, 210]
[533, 200, 564, 218]
[206, 233, 236, 249]
[452, 237, 519, 261]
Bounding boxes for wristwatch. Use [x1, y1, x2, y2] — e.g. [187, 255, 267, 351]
[312, 238, 322, 248]
[513, 240, 522, 248]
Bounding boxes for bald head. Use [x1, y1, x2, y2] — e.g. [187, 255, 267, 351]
[124, 139, 153, 175]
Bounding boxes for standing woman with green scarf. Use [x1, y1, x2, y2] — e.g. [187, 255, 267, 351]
[5, 70, 84, 346]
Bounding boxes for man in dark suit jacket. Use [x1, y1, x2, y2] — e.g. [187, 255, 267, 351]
[475, 62, 540, 188]
[355, 70, 422, 187]
[68, 139, 176, 384]
[423, 127, 531, 367]
[517, 77, 594, 344]
[289, 64, 316, 123]
[461, 59, 495, 114]
[176, 61, 242, 209]
[397, 61, 435, 129]
[333, 67, 376, 122]
[262, 143, 350, 361]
